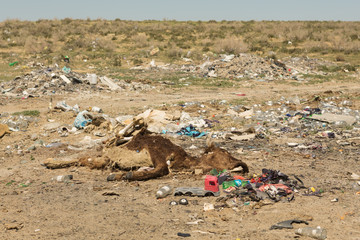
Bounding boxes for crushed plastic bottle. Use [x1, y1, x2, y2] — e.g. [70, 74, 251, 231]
[295, 226, 327, 239]
[52, 175, 73, 182]
[156, 185, 172, 199]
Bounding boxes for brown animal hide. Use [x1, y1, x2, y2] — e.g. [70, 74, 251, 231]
[42, 129, 249, 181]
[108, 130, 248, 181]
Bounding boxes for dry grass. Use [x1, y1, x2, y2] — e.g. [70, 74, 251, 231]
[213, 36, 248, 54]
[131, 33, 149, 48]
[0, 19, 359, 72]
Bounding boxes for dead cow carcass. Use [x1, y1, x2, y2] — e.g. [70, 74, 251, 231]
[106, 129, 248, 181]
[43, 129, 248, 181]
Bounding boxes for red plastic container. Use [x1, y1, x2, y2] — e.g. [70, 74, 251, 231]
[204, 175, 219, 192]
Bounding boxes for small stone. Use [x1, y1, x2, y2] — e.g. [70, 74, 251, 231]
[30, 134, 38, 141]
[28, 146, 36, 151]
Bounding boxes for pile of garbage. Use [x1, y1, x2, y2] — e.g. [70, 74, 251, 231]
[282, 56, 338, 75]
[0, 65, 154, 98]
[176, 54, 334, 81]
[212, 168, 305, 206]
[156, 168, 313, 208]
[129, 54, 338, 82]
[199, 54, 292, 80]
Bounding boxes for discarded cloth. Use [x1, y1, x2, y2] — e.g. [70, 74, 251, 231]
[74, 111, 92, 129]
[176, 125, 206, 138]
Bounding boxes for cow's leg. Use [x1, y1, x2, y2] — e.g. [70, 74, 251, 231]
[107, 164, 169, 181]
[125, 164, 169, 181]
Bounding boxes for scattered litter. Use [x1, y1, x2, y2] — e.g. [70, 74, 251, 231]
[74, 111, 92, 129]
[270, 219, 308, 230]
[203, 203, 214, 211]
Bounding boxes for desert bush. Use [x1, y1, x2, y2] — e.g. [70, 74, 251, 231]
[24, 37, 52, 54]
[112, 54, 122, 66]
[343, 64, 357, 71]
[213, 36, 248, 54]
[131, 32, 149, 47]
[335, 55, 345, 61]
[350, 34, 359, 41]
[61, 18, 73, 25]
[186, 50, 203, 61]
[29, 20, 53, 38]
[319, 64, 357, 72]
[0, 39, 8, 48]
[97, 38, 115, 52]
[63, 37, 89, 50]
[132, 58, 143, 65]
[166, 44, 184, 59]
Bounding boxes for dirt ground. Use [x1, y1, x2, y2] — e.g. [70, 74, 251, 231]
[1, 80, 360, 240]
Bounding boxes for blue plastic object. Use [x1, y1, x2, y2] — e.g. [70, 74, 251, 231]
[74, 111, 92, 129]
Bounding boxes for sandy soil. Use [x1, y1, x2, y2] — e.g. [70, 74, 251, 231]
[1, 80, 360, 240]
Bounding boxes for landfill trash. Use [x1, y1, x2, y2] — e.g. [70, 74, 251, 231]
[287, 142, 299, 147]
[302, 187, 323, 197]
[9, 61, 19, 66]
[1, 65, 153, 97]
[203, 203, 214, 211]
[133, 109, 181, 134]
[351, 173, 360, 180]
[216, 168, 302, 207]
[270, 219, 309, 230]
[156, 185, 172, 199]
[43, 122, 62, 131]
[87, 74, 97, 85]
[205, 175, 219, 192]
[102, 191, 120, 196]
[62, 66, 71, 74]
[60, 75, 71, 84]
[221, 54, 235, 62]
[52, 175, 73, 182]
[150, 47, 159, 56]
[177, 232, 191, 237]
[229, 134, 256, 141]
[169, 201, 178, 206]
[330, 198, 338, 202]
[179, 198, 189, 205]
[64, 56, 70, 63]
[99, 76, 121, 91]
[74, 111, 92, 129]
[174, 187, 220, 197]
[186, 219, 204, 225]
[174, 175, 220, 197]
[90, 106, 102, 113]
[46, 142, 63, 148]
[295, 226, 327, 239]
[55, 101, 79, 113]
[176, 125, 207, 138]
[307, 113, 356, 126]
[351, 181, 360, 191]
[149, 59, 156, 68]
[4, 115, 35, 131]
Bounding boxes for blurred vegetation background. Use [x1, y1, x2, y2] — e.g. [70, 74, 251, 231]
[0, 19, 359, 80]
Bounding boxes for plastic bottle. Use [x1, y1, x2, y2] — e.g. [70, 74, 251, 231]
[156, 185, 172, 199]
[295, 226, 327, 240]
[52, 175, 73, 182]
